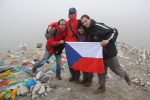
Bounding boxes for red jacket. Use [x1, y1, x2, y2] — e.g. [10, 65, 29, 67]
[46, 27, 66, 54]
[49, 13, 78, 42]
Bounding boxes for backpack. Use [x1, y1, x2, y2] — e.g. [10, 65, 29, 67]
[45, 27, 57, 39]
[45, 27, 63, 55]
[45, 28, 49, 39]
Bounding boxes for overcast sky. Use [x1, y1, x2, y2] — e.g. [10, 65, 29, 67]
[0, 0, 150, 53]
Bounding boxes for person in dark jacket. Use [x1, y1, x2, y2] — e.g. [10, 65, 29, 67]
[77, 20, 94, 86]
[32, 19, 67, 80]
[80, 14, 132, 93]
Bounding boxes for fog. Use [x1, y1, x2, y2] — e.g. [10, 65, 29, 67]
[0, 0, 150, 54]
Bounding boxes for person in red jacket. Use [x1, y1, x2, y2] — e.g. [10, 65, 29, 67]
[32, 19, 67, 80]
[48, 7, 80, 83]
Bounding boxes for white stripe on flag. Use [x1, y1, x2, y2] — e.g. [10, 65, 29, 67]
[66, 42, 103, 58]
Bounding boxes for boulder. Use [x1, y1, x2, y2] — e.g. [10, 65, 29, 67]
[20, 85, 29, 96]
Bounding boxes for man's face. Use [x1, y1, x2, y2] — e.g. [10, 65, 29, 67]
[69, 12, 75, 18]
[81, 17, 91, 28]
[58, 21, 66, 31]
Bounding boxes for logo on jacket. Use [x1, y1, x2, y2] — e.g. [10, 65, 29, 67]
[93, 36, 97, 39]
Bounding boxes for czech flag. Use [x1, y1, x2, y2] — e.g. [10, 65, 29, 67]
[65, 42, 105, 73]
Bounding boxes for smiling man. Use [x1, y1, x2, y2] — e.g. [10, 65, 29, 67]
[32, 19, 67, 80]
[47, 7, 80, 83]
[81, 14, 132, 93]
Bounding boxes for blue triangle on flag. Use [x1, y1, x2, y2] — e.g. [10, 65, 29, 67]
[65, 42, 82, 67]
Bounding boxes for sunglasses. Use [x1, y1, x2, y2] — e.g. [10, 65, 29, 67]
[69, 12, 75, 14]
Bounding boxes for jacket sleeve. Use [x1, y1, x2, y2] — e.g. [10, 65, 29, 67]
[48, 22, 58, 27]
[106, 28, 118, 43]
[47, 27, 60, 46]
[96, 22, 118, 43]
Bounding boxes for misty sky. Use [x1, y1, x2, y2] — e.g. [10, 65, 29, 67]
[0, 0, 150, 53]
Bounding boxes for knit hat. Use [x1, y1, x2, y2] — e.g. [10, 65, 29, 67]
[77, 20, 84, 29]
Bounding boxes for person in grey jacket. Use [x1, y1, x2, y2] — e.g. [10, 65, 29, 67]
[80, 14, 132, 93]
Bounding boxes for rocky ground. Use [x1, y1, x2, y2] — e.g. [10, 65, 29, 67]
[0, 42, 150, 100]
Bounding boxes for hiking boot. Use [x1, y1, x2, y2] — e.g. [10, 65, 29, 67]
[69, 77, 75, 82]
[32, 66, 37, 73]
[85, 80, 92, 86]
[93, 86, 105, 93]
[75, 79, 80, 84]
[56, 75, 62, 80]
[80, 79, 87, 84]
[125, 75, 132, 86]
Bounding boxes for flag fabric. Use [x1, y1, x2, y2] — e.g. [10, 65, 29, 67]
[64, 42, 105, 73]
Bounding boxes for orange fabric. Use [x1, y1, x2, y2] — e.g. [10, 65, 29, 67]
[7, 81, 18, 86]
[0, 91, 5, 100]
[10, 86, 19, 100]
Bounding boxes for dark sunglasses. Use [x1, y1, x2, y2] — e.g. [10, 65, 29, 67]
[69, 12, 75, 14]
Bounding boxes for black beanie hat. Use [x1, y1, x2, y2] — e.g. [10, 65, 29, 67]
[77, 20, 84, 29]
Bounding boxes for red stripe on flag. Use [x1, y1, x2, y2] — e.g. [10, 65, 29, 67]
[71, 57, 105, 73]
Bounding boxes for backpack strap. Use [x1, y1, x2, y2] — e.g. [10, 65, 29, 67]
[53, 27, 57, 37]
[68, 20, 78, 40]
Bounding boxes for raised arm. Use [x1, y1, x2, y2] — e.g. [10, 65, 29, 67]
[48, 22, 58, 33]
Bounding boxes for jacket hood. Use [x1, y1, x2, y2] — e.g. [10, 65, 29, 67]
[68, 12, 77, 21]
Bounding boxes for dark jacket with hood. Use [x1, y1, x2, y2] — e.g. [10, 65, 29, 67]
[87, 19, 118, 59]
